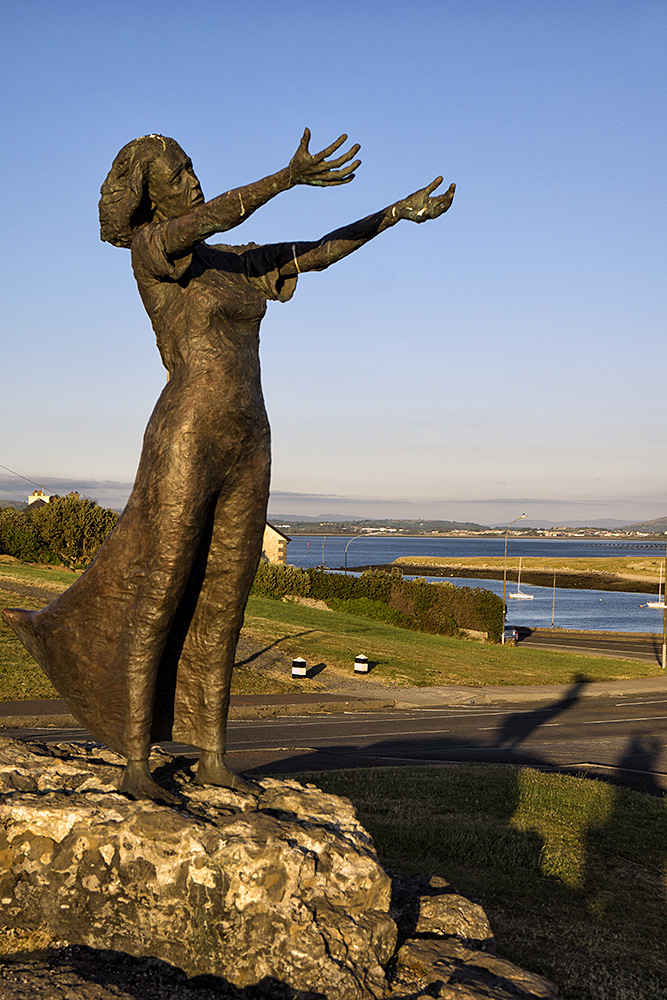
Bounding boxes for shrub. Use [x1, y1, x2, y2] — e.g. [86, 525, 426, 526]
[31, 494, 118, 569]
[328, 597, 414, 629]
[0, 507, 57, 563]
[251, 561, 311, 599]
[251, 563, 504, 641]
[0, 495, 118, 569]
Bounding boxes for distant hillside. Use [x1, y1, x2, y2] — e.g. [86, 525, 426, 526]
[270, 517, 489, 534]
[623, 516, 667, 534]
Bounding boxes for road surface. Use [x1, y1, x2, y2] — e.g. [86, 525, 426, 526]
[4, 690, 666, 794]
[517, 629, 665, 664]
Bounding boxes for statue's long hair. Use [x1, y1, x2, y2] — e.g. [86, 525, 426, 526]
[99, 134, 185, 248]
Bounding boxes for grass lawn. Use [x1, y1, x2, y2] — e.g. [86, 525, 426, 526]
[294, 764, 667, 1000]
[242, 595, 662, 687]
[0, 558, 82, 589]
[0, 564, 663, 698]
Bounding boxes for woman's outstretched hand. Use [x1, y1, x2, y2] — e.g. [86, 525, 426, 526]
[289, 128, 361, 186]
[391, 177, 456, 222]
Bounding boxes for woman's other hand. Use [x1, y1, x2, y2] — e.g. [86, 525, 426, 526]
[289, 128, 361, 187]
[391, 177, 456, 222]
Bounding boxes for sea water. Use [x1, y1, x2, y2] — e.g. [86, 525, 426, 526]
[285, 535, 666, 633]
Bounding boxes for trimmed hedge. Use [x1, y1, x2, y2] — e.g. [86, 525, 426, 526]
[251, 563, 503, 642]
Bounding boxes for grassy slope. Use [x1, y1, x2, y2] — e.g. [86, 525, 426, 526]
[243, 595, 661, 686]
[297, 765, 667, 1000]
[0, 563, 662, 700]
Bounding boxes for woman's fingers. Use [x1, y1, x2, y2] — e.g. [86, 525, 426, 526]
[312, 133, 349, 161]
[320, 143, 361, 171]
[424, 176, 443, 195]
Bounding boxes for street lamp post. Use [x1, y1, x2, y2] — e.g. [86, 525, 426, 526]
[344, 533, 382, 573]
[501, 513, 527, 645]
[662, 539, 667, 670]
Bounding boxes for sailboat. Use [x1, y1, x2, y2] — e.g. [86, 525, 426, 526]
[508, 557, 534, 600]
[645, 562, 665, 609]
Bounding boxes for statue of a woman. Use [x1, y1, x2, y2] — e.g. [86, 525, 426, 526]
[3, 131, 454, 802]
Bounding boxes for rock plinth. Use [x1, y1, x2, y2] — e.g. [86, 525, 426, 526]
[0, 740, 559, 999]
[0, 739, 395, 999]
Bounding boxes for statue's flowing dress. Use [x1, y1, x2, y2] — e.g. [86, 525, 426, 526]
[8, 222, 296, 759]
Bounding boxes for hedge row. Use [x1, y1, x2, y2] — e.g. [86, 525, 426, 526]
[251, 563, 503, 641]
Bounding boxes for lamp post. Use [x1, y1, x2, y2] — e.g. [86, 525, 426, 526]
[501, 513, 527, 645]
[662, 539, 667, 670]
[344, 532, 382, 573]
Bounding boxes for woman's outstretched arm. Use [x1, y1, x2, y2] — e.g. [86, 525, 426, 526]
[161, 129, 361, 256]
[278, 177, 456, 276]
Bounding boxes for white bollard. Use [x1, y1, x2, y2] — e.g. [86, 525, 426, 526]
[292, 657, 307, 678]
[354, 654, 369, 674]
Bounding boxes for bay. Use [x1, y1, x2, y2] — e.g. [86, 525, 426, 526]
[285, 535, 666, 634]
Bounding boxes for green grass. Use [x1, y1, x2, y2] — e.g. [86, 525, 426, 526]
[0, 585, 59, 699]
[0, 572, 663, 699]
[0, 558, 82, 588]
[294, 765, 667, 1000]
[243, 595, 662, 687]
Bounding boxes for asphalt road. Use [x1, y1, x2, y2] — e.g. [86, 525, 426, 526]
[5, 691, 667, 794]
[517, 629, 666, 664]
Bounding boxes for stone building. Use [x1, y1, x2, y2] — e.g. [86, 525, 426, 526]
[28, 489, 54, 505]
[262, 522, 290, 565]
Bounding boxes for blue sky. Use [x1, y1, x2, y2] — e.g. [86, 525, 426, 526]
[1, 1, 665, 524]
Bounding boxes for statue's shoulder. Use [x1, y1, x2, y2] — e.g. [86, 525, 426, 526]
[206, 241, 261, 255]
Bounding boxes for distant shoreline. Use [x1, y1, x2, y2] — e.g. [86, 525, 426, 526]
[283, 529, 667, 542]
[344, 560, 662, 595]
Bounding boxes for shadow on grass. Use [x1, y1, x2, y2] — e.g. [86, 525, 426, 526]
[254, 719, 666, 1000]
[7, 945, 328, 999]
[236, 631, 318, 667]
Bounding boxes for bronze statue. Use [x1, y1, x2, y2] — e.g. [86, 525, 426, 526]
[2, 131, 455, 802]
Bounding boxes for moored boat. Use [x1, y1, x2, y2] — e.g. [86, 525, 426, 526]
[508, 557, 534, 600]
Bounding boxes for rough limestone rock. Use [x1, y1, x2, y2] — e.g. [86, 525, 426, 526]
[0, 740, 559, 999]
[396, 938, 558, 999]
[0, 739, 396, 999]
[389, 873, 558, 1000]
[390, 873, 493, 945]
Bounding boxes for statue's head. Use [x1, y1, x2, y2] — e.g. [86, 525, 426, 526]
[99, 135, 204, 247]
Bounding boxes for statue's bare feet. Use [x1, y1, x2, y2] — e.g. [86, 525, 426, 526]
[195, 751, 258, 794]
[120, 759, 180, 805]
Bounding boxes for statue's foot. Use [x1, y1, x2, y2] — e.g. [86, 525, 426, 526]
[195, 751, 258, 794]
[120, 759, 180, 806]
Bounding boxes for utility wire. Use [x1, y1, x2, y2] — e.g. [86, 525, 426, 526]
[0, 462, 55, 493]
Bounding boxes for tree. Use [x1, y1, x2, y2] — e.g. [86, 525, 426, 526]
[0, 506, 56, 563]
[31, 493, 118, 569]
